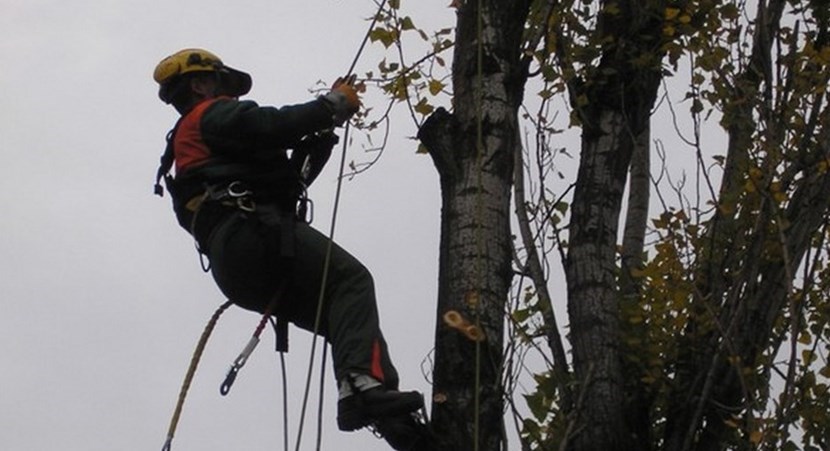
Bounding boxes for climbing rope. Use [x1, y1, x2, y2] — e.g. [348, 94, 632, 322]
[268, 316, 291, 451]
[162, 300, 233, 451]
[293, 120, 350, 451]
[292, 2, 389, 450]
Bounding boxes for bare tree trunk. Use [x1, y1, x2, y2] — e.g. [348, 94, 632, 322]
[563, 2, 666, 450]
[566, 110, 637, 451]
[620, 125, 653, 449]
[418, 1, 530, 449]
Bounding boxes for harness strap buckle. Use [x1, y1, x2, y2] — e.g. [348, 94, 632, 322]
[203, 181, 257, 212]
[296, 186, 314, 224]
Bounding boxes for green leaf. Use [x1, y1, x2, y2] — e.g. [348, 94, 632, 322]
[400, 16, 416, 31]
[523, 391, 549, 422]
[370, 27, 397, 48]
[428, 79, 445, 96]
[512, 308, 531, 323]
[413, 98, 434, 116]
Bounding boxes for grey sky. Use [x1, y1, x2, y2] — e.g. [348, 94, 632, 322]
[1, 1, 452, 450]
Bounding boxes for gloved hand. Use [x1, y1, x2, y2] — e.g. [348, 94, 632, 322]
[321, 74, 361, 126]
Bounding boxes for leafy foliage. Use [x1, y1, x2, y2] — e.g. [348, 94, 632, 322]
[365, 0, 830, 449]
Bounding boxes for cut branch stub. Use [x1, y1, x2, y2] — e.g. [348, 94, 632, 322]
[443, 309, 486, 342]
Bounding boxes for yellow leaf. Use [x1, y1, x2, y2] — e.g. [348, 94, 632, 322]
[721, 4, 740, 20]
[414, 98, 434, 116]
[678, 14, 692, 24]
[749, 430, 763, 444]
[428, 79, 445, 96]
[664, 7, 681, 20]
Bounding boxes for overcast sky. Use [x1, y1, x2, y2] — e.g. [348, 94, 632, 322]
[0, 1, 456, 450]
[1, 0, 724, 449]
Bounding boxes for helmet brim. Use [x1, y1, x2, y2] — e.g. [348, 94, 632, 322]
[219, 65, 252, 98]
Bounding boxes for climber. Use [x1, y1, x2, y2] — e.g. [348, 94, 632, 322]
[151, 48, 426, 441]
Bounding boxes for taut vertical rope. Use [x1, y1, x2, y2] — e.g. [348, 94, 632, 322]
[293, 3, 389, 450]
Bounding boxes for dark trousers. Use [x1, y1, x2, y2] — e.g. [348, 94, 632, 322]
[206, 208, 400, 389]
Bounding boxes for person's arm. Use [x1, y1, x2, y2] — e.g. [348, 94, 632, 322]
[201, 98, 335, 150]
[290, 131, 338, 186]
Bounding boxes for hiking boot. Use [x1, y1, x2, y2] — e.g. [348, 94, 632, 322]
[374, 413, 436, 451]
[337, 387, 424, 432]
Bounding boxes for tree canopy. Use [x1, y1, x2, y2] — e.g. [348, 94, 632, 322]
[358, 1, 830, 450]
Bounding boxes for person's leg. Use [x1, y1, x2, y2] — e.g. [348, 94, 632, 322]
[209, 213, 421, 430]
[282, 222, 395, 382]
[286, 221, 421, 431]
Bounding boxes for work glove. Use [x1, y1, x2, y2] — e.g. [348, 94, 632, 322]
[321, 74, 361, 126]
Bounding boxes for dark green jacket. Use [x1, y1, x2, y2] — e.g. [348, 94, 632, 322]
[160, 96, 337, 243]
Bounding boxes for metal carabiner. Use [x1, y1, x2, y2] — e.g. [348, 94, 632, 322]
[226, 181, 251, 198]
[236, 197, 256, 213]
[220, 336, 260, 395]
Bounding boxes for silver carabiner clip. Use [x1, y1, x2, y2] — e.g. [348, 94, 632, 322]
[226, 181, 251, 198]
[220, 336, 260, 396]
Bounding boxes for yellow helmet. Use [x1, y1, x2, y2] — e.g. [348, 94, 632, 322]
[153, 48, 252, 103]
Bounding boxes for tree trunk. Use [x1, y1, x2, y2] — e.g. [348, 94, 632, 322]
[563, 1, 666, 450]
[418, 1, 530, 449]
[566, 110, 637, 451]
[620, 125, 653, 449]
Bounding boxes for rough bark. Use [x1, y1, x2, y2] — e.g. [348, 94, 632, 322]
[620, 125, 653, 449]
[563, 2, 666, 450]
[417, 1, 531, 449]
[566, 110, 638, 451]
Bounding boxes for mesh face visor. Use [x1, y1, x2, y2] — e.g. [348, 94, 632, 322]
[154, 49, 252, 103]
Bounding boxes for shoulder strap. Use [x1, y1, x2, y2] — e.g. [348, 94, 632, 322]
[154, 117, 185, 197]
